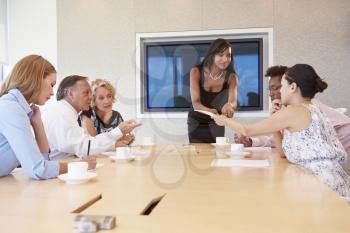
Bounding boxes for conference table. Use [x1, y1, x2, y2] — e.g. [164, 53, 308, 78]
[1, 144, 349, 232]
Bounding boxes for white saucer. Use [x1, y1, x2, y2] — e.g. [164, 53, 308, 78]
[101, 151, 116, 157]
[133, 154, 150, 161]
[211, 143, 230, 147]
[225, 151, 250, 158]
[109, 156, 134, 163]
[58, 172, 97, 185]
[138, 143, 155, 146]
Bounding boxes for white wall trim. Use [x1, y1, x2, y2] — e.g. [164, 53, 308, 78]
[136, 27, 273, 119]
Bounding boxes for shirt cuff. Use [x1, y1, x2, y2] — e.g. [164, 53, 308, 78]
[42, 151, 51, 160]
[109, 127, 123, 139]
[251, 137, 261, 147]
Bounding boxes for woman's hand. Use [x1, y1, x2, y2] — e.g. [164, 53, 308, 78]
[221, 103, 234, 118]
[116, 134, 135, 147]
[212, 114, 228, 126]
[30, 105, 42, 126]
[124, 134, 135, 145]
[115, 137, 129, 147]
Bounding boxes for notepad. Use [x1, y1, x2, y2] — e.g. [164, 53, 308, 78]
[194, 109, 214, 117]
[211, 159, 270, 168]
[244, 147, 272, 152]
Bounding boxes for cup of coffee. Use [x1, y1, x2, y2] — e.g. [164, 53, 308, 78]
[68, 162, 88, 179]
[230, 143, 244, 155]
[216, 137, 229, 145]
[116, 147, 131, 158]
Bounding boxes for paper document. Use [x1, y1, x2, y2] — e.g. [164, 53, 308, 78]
[194, 109, 214, 117]
[244, 147, 272, 152]
[211, 159, 270, 168]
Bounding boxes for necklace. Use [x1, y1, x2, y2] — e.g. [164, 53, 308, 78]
[209, 70, 224, 81]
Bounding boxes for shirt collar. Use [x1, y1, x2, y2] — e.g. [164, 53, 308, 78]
[7, 89, 33, 117]
[60, 99, 80, 116]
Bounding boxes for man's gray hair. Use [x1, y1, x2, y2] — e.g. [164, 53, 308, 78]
[56, 75, 88, 100]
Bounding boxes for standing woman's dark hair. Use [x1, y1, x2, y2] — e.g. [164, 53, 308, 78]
[285, 64, 328, 99]
[199, 38, 236, 79]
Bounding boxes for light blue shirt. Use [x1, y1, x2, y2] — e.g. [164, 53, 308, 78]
[0, 89, 59, 179]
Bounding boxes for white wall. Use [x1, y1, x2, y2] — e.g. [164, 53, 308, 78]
[7, 0, 57, 67]
[0, 0, 8, 64]
[55, 0, 350, 144]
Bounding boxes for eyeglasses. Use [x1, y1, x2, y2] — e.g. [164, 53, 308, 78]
[267, 85, 282, 91]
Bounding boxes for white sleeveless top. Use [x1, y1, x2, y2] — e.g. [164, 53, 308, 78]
[282, 104, 350, 197]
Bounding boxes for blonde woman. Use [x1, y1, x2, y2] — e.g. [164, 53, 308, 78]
[213, 64, 350, 197]
[80, 79, 134, 146]
[0, 55, 96, 179]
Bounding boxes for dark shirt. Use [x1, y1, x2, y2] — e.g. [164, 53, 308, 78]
[80, 108, 124, 134]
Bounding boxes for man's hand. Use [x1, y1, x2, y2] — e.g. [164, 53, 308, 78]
[234, 134, 252, 147]
[271, 99, 282, 114]
[118, 120, 142, 135]
[81, 156, 97, 170]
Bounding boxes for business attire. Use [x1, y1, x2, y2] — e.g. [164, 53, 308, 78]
[80, 108, 123, 134]
[187, 65, 231, 143]
[42, 100, 123, 160]
[0, 89, 59, 179]
[282, 104, 350, 197]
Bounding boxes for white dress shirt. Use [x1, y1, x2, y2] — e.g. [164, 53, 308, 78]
[42, 100, 122, 160]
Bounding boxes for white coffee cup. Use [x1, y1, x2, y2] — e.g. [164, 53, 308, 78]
[68, 162, 88, 179]
[230, 143, 244, 155]
[216, 137, 229, 145]
[141, 136, 155, 146]
[116, 147, 131, 158]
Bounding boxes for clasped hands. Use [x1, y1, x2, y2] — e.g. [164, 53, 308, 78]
[115, 120, 141, 147]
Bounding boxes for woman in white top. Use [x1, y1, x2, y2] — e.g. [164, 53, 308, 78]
[213, 64, 350, 197]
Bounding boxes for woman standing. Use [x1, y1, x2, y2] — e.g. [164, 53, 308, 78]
[188, 38, 238, 143]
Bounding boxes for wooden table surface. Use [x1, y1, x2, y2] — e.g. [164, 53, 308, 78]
[1, 144, 349, 232]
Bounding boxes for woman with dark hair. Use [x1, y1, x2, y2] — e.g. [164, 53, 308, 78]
[213, 64, 350, 197]
[188, 38, 238, 143]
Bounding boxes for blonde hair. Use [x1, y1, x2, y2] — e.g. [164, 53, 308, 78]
[0, 55, 56, 103]
[91, 79, 116, 106]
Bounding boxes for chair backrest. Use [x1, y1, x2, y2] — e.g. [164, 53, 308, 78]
[335, 108, 347, 114]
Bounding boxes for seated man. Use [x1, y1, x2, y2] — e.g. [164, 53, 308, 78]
[236, 65, 350, 173]
[42, 75, 140, 160]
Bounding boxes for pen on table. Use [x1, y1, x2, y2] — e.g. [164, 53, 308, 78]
[87, 140, 91, 156]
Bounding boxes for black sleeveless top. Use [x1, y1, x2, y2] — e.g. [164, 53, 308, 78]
[188, 65, 231, 123]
